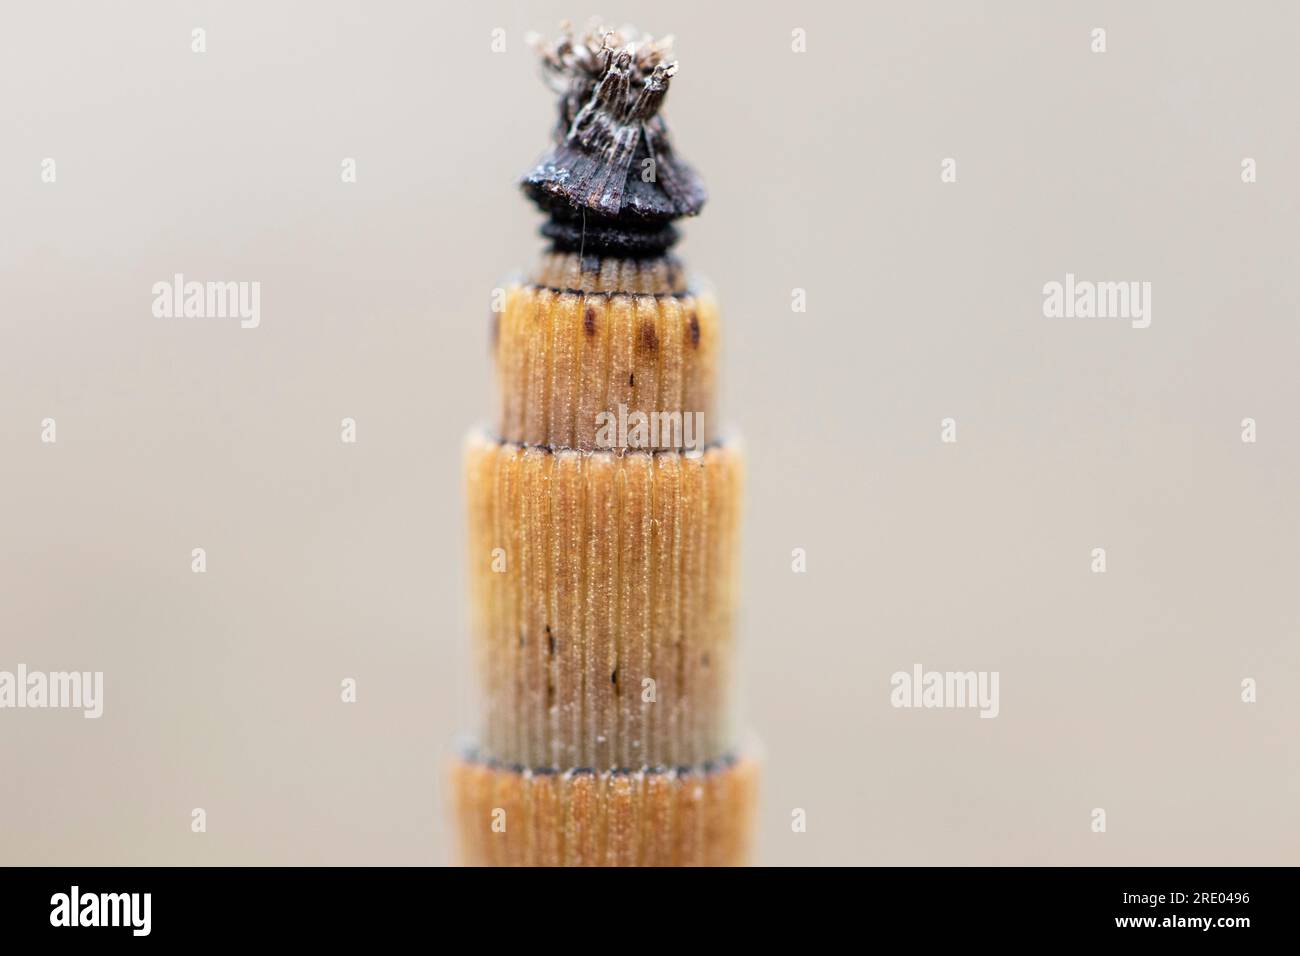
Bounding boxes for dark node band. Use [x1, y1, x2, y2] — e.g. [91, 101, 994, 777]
[539, 216, 680, 258]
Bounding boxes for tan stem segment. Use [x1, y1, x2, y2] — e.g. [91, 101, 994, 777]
[451, 755, 758, 866]
[465, 432, 742, 770]
[492, 283, 719, 450]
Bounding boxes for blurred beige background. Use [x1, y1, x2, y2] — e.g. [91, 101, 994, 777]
[2, 0, 1297, 865]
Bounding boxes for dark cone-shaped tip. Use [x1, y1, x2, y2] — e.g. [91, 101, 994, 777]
[521, 23, 706, 255]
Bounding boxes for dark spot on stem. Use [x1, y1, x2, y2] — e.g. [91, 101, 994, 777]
[639, 321, 658, 352]
[628, 373, 635, 387]
[688, 312, 700, 347]
[583, 307, 597, 336]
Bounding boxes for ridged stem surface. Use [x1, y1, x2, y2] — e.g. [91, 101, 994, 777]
[494, 283, 719, 450]
[465, 433, 741, 769]
[451, 756, 757, 866]
[458, 244, 753, 865]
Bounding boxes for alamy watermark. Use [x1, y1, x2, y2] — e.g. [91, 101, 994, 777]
[0, 665, 103, 718]
[1043, 272, 1151, 329]
[594, 404, 704, 457]
[50, 886, 150, 936]
[152, 273, 261, 329]
[890, 663, 999, 718]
